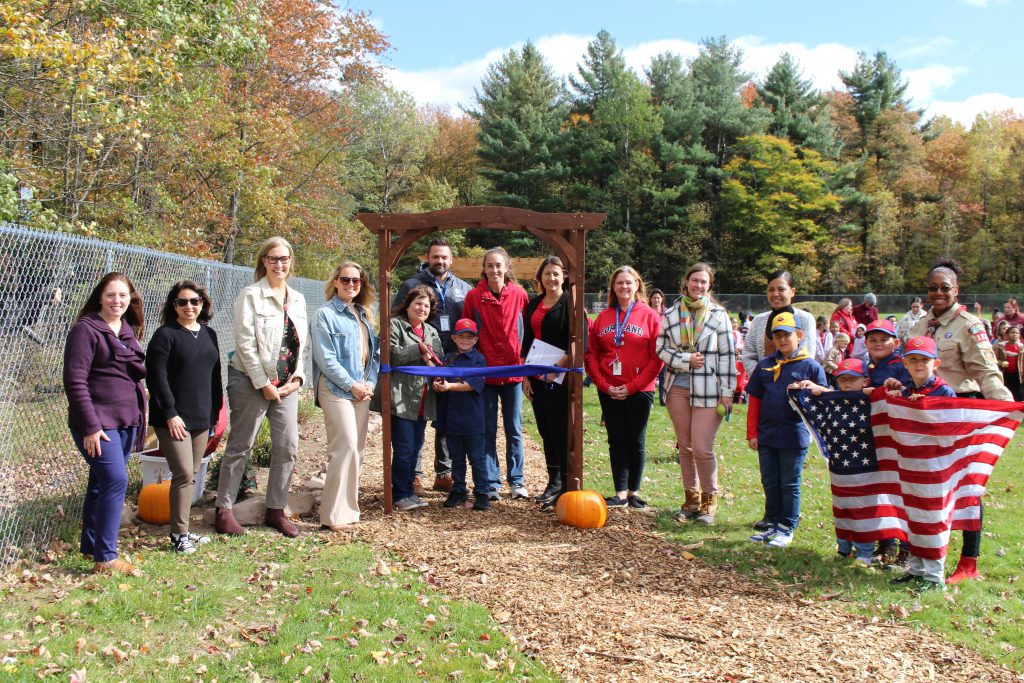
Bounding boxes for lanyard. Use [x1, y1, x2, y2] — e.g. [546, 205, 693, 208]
[614, 301, 636, 347]
[435, 276, 449, 311]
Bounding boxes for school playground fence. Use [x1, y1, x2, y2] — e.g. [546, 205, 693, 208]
[0, 221, 1019, 571]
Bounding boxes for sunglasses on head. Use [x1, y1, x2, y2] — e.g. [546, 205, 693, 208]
[175, 297, 203, 307]
[337, 276, 362, 285]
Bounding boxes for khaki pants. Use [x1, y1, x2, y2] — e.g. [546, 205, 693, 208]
[216, 366, 298, 510]
[319, 377, 369, 526]
[154, 426, 209, 536]
[665, 386, 723, 494]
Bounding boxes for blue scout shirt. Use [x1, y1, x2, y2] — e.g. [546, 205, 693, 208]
[747, 352, 828, 449]
[901, 374, 956, 398]
[435, 348, 486, 436]
[867, 352, 912, 388]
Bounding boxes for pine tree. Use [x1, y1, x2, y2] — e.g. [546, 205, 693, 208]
[756, 53, 839, 157]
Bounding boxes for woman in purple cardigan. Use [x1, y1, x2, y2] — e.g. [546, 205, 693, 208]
[63, 272, 147, 576]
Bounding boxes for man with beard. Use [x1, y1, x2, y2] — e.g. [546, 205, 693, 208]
[392, 237, 473, 494]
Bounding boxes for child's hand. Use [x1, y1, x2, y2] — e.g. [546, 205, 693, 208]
[886, 388, 902, 398]
[883, 377, 904, 391]
[811, 387, 827, 395]
[747, 438, 758, 451]
[433, 379, 449, 393]
[906, 393, 923, 402]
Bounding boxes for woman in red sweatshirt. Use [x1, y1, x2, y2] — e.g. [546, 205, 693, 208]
[584, 266, 663, 509]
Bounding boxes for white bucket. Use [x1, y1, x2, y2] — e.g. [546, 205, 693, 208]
[138, 451, 213, 506]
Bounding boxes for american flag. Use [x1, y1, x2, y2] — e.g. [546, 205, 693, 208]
[790, 388, 1024, 560]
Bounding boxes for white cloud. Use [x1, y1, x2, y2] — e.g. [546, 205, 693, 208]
[925, 93, 1024, 125]
[383, 34, 1022, 126]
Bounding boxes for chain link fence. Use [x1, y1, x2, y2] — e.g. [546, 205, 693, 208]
[0, 222, 326, 570]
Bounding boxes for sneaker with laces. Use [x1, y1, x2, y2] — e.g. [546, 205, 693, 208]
[605, 495, 628, 508]
[749, 525, 777, 543]
[395, 497, 421, 511]
[172, 534, 197, 555]
[627, 494, 647, 509]
[752, 518, 773, 530]
[443, 492, 467, 508]
[472, 496, 490, 511]
[487, 491, 501, 501]
[186, 532, 211, 545]
[767, 526, 794, 547]
[511, 486, 529, 499]
[410, 495, 430, 508]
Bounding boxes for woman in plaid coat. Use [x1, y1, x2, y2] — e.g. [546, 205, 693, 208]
[656, 263, 736, 525]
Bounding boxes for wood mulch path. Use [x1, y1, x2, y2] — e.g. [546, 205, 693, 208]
[288, 415, 1024, 683]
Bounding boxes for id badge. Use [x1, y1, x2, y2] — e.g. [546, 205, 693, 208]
[611, 360, 622, 376]
[439, 315, 450, 332]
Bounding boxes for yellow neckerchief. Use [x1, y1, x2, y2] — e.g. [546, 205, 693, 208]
[765, 348, 810, 381]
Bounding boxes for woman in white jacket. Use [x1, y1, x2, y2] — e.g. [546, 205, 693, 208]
[215, 237, 308, 538]
[657, 263, 736, 525]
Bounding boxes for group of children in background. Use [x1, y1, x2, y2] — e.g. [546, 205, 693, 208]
[747, 312, 959, 592]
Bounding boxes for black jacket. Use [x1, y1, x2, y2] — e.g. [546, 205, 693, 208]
[522, 291, 574, 358]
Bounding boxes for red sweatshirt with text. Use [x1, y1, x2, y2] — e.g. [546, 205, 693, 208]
[584, 301, 663, 395]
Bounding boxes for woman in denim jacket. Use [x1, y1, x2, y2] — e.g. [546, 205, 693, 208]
[215, 237, 308, 537]
[311, 261, 380, 530]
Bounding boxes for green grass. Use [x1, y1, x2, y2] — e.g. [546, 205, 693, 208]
[523, 386, 1024, 671]
[0, 535, 553, 681]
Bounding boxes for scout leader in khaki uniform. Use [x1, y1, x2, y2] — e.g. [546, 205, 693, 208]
[911, 262, 1012, 401]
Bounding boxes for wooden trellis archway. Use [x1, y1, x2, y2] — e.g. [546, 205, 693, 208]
[357, 206, 605, 513]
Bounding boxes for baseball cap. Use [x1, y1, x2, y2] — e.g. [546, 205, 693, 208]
[835, 358, 868, 377]
[770, 311, 798, 334]
[453, 318, 478, 336]
[904, 336, 938, 359]
[864, 319, 897, 337]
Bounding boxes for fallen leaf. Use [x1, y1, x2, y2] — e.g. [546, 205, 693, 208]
[101, 645, 128, 663]
[370, 651, 388, 665]
[889, 604, 909, 619]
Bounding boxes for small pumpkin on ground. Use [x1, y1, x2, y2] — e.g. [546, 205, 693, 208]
[555, 482, 607, 529]
[138, 479, 172, 525]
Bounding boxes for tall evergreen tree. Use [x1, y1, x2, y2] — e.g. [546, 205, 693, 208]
[839, 51, 909, 150]
[756, 53, 839, 157]
[472, 41, 566, 213]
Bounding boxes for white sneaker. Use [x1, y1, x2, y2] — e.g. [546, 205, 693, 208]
[172, 534, 197, 555]
[395, 497, 420, 511]
[749, 526, 777, 543]
[511, 486, 529, 499]
[186, 532, 211, 545]
[768, 526, 794, 547]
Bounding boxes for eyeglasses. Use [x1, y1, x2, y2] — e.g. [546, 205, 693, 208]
[263, 255, 292, 265]
[175, 297, 202, 307]
[336, 276, 362, 286]
[927, 285, 955, 293]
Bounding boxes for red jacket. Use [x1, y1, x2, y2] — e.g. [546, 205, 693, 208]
[830, 309, 857, 354]
[461, 279, 529, 385]
[584, 301, 662, 394]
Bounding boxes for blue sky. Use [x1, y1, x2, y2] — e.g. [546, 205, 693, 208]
[356, 0, 1024, 125]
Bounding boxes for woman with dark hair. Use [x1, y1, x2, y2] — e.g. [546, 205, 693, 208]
[584, 265, 662, 509]
[461, 247, 530, 499]
[215, 236, 308, 537]
[741, 270, 817, 379]
[522, 256, 573, 506]
[146, 281, 223, 554]
[312, 262, 379, 529]
[657, 263, 736, 525]
[63, 272, 147, 575]
[389, 285, 443, 511]
[910, 258, 1012, 584]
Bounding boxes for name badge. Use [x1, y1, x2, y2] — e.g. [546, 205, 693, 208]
[439, 315, 450, 332]
[611, 360, 622, 376]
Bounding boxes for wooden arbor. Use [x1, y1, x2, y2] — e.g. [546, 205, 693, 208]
[357, 206, 605, 513]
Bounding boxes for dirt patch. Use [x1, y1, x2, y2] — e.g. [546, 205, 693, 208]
[284, 412, 1023, 682]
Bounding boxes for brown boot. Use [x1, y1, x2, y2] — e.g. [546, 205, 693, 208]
[412, 476, 427, 497]
[433, 473, 454, 492]
[93, 558, 142, 577]
[673, 489, 702, 522]
[215, 507, 246, 535]
[696, 493, 718, 525]
[265, 508, 298, 538]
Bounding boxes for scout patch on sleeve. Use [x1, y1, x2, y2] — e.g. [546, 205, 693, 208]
[982, 348, 996, 363]
[969, 322, 989, 343]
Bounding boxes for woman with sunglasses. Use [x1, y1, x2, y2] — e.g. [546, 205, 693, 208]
[63, 272, 147, 575]
[146, 281, 223, 554]
[910, 258, 1012, 585]
[311, 262, 379, 529]
[215, 237, 308, 537]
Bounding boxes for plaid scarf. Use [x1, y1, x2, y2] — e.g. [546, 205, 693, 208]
[679, 296, 709, 350]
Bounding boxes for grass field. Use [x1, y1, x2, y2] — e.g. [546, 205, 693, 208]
[523, 385, 1024, 671]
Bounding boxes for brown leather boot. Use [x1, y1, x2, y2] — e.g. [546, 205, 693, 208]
[433, 473, 454, 492]
[412, 476, 427, 497]
[215, 507, 246, 535]
[696, 493, 718, 525]
[265, 508, 298, 538]
[673, 489, 702, 522]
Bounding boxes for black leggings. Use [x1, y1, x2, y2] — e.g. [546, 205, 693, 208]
[599, 391, 654, 493]
[529, 378, 569, 482]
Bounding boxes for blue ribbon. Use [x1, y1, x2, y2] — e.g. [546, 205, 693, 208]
[380, 363, 582, 379]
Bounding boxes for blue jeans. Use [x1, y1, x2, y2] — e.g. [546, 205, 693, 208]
[757, 445, 808, 530]
[391, 416, 426, 502]
[483, 383, 523, 488]
[448, 433, 489, 497]
[837, 538, 874, 561]
[73, 426, 137, 562]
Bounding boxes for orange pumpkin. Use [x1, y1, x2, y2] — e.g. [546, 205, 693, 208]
[138, 479, 172, 524]
[556, 488, 607, 529]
